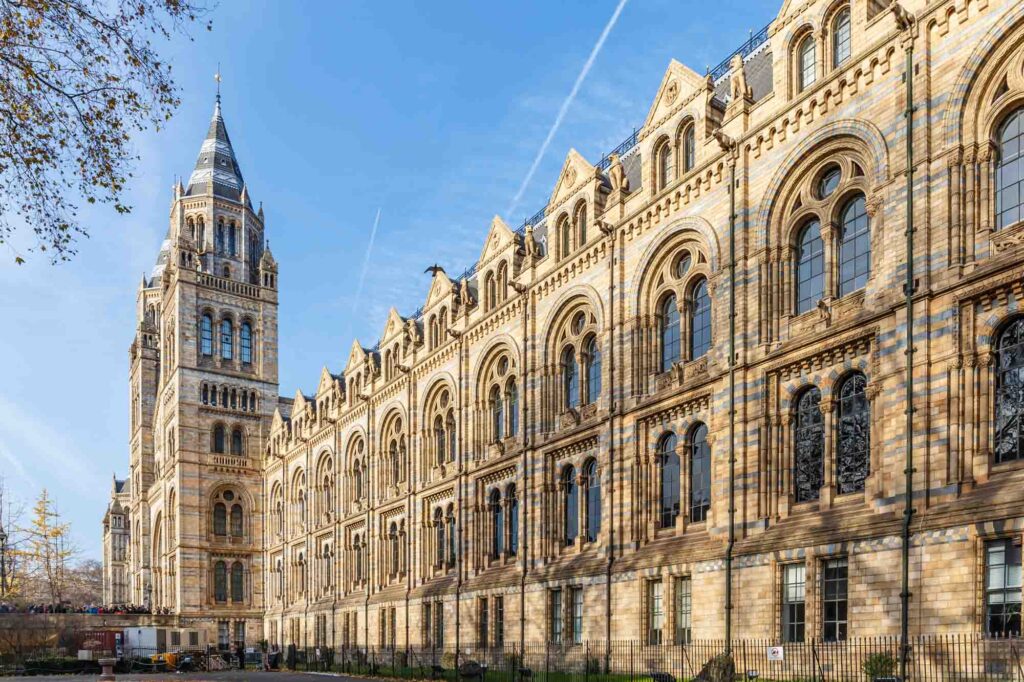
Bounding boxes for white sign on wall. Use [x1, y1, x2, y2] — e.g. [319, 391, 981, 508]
[766, 647, 785, 661]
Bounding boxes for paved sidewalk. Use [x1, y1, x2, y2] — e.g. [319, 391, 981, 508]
[1, 670, 364, 682]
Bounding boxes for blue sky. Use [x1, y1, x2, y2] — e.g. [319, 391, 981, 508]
[0, 0, 779, 559]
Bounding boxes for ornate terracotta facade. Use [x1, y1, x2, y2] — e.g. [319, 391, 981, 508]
[110, 0, 1024, 651]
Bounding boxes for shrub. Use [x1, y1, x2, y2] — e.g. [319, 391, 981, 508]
[862, 653, 897, 679]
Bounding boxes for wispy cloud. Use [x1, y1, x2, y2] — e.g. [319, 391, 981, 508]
[505, 0, 629, 219]
[347, 207, 382, 339]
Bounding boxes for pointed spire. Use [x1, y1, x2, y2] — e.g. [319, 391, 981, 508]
[185, 87, 248, 204]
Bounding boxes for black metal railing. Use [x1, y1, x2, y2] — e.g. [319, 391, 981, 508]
[266, 634, 1024, 682]
[709, 22, 772, 83]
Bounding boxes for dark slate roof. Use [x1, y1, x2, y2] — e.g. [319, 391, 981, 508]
[114, 478, 128, 494]
[186, 98, 248, 204]
[713, 46, 774, 105]
[623, 148, 643, 193]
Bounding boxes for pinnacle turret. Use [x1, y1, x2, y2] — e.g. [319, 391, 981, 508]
[186, 98, 248, 204]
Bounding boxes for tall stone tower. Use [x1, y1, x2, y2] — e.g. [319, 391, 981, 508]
[127, 94, 278, 646]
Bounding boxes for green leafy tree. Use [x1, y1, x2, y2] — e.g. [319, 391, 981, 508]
[0, 0, 211, 264]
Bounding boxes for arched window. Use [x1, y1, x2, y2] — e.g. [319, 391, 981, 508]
[836, 372, 870, 493]
[298, 489, 306, 527]
[563, 466, 578, 545]
[389, 440, 400, 487]
[689, 279, 711, 359]
[661, 294, 680, 372]
[796, 221, 824, 314]
[576, 204, 587, 245]
[353, 534, 363, 582]
[230, 504, 243, 537]
[997, 110, 1024, 230]
[214, 561, 227, 602]
[683, 125, 696, 173]
[220, 319, 233, 360]
[434, 508, 445, 568]
[689, 423, 711, 522]
[434, 416, 446, 466]
[446, 506, 456, 565]
[213, 424, 226, 454]
[322, 475, 332, 515]
[838, 195, 870, 297]
[490, 385, 504, 443]
[446, 412, 457, 462]
[560, 216, 572, 259]
[213, 502, 227, 536]
[506, 380, 519, 438]
[322, 545, 333, 590]
[584, 459, 600, 543]
[490, 489, 504, 559]
[794, 387, 824, 503]
[658, 139, 675, 190]
[798, 34, 817, 91]
[389, 523, 399, 576]
[995, 318, 1024, 463]
[584, 335, 602, 405]
[507, 484, 519, 556]
[216, 221, 225, 253]
[562, 346, 579, 409]
[353, 459, 363, 500]
[240, 322, 253, 364]
[200, 315, 213, 356]
[231, 561, 244, 602]
[485, 273, 496, 311]
[832, 8, 852, 68]
[231, 428, 243, 456]
[658, 434, 680, 528]
[497, 263, 508, 303]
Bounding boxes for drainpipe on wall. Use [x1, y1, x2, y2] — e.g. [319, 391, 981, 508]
[518, 281, 531, 656]
[723, 144, 739, 654]
[364, 398, 374, 650]
[895, 4, 918, 680]
[600, 220, 616, 666]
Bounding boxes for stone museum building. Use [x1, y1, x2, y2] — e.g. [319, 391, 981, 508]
[104, 0, 1024, 653]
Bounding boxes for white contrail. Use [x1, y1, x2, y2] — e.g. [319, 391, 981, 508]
[506, 0, 629, 220]
[351, 207, 382, 326]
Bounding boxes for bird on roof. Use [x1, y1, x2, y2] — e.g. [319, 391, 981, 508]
[424, 264, 445, 276]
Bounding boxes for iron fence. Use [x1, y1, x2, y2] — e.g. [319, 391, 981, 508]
[279, 635, 1024, 682]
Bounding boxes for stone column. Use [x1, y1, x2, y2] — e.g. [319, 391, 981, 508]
[964, 353, 977, 484]
[780, 414, 794, 518]
[979, 143, 994, 235]
[977, 351, 994, 483]
[950, 151, 963, 267]
[820, 398, 836, 507]
[822, 223, 837, 301]
[965, 147, 977, 263]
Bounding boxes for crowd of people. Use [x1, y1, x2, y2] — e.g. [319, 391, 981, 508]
[0, 602, 170, 614]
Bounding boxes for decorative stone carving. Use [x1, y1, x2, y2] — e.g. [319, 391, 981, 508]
[524, 225, 539, 258]
[559, 409, 581, 430]
[728, 54, 752, 105]
[608, 153, 629, 192]
[665, 80, 680, 104]
[459, 278, 474, 308]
